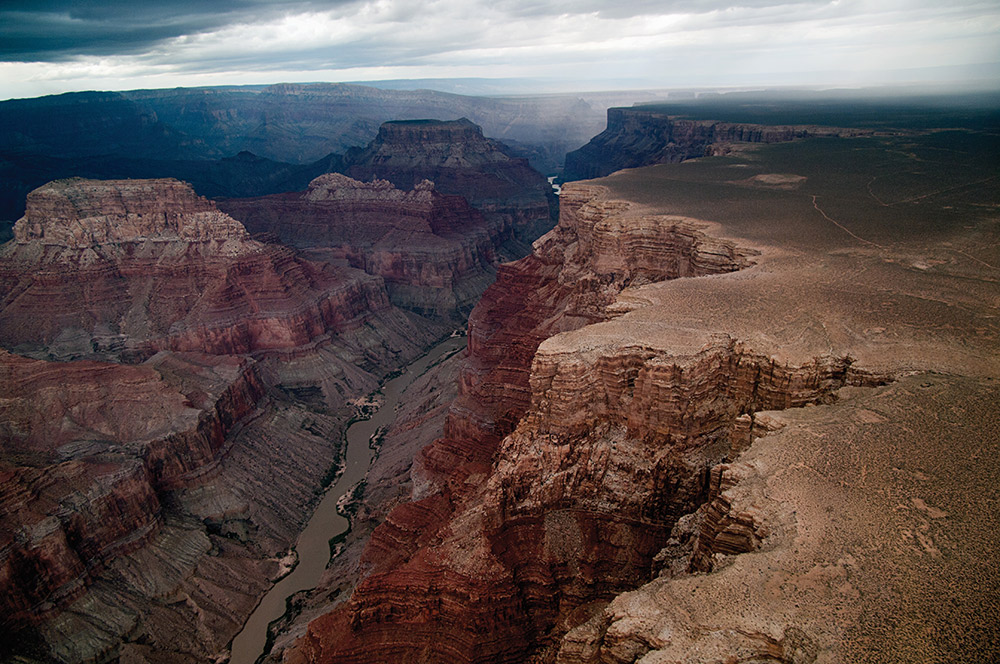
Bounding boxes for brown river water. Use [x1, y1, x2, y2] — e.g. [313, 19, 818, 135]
[228, 334, 467, 664]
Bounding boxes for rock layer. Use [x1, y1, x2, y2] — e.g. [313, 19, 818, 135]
[0, 176, 449, 662]
[283, 187, 859, 663]
[285, 122, 1000, 664]
[343, 119, 556, 245]
[0, 178, 397, 361]
[0, 350, 262, 629]
[220, 174, 499, 319]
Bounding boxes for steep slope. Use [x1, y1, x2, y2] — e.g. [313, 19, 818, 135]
[0, 178, 405, 361]
[220, 174, 499, 319]
[282, 187, 768, 663]
[343, 119, 557, 247]
[0, 176, 448, 663]
[0, 350, 262, 629]
[283, 129, 1000, 663]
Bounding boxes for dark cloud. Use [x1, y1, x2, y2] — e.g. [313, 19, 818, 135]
[492, 0, 831, 19]
[0, 0, 359, 61]
[1, 0, 996, 101]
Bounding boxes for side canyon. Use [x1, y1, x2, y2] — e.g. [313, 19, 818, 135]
[0, 115, 557, 662]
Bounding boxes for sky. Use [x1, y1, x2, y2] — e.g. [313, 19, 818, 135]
[1, 0, 999, 100]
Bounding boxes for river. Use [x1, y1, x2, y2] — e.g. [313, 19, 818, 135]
[228, 334, 467, 664]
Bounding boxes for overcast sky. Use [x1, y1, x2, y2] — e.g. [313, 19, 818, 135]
[1, 0, 998, 100]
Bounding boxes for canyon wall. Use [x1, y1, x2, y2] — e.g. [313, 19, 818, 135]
[220, 174, 499, 319]
[282, 119, 1000, 662]
[0, 178, 407, 361]
[0, 351, 262, 629]
[563, 107, 869, 181]
[0, 176, 447, 662]
[281, 185, 887, 663]
[343, 119, 557, 248]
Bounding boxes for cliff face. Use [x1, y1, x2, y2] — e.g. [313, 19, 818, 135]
[0, 178, 396, 361]
[437, 186, 757, 474]
[286, 186, 878, 663]
[220, 174, 499, 319]
[563, 107, 868, 181]
[285, 122, 1000, 661]
[0, 176, 449, 661]
[0, 350, 263, 629]
[343, 119, 557, 246]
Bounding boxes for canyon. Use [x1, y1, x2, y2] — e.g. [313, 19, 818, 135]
[0, 82, 663, 222]
[0, 90, 997, 664]
[280, 126, 999, 662]
[219, 119, 557, 320]
[0, 174, 456, 661]
[0, 107, 567, 661]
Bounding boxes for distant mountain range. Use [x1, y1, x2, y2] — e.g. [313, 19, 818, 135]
[0, 82, 672, 223]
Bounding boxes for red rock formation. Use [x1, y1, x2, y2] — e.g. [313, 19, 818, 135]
[424, 186, 758, 484]
[0, 350, 263, 629]
[343, 119, 556, 244]
[287, 127, 1000, 664]
[0, 177, 453, 661]
[0, 178, 395, 360]
[284, 186, 822, 663]
[220, 174, 499, 318]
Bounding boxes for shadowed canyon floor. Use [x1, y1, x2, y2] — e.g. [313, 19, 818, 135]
[281, 130, 999, 663]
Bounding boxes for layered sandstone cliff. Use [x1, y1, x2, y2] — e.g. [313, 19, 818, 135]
[0, 178, 400, 361]
[0, 350, 262, 629]
[343, 119, 557, 246]
[220, 174, 499, 319]
[0, 177, 448, 662]
[284, 123, 1000, 664]
[284, 188, 828, 663]
[563, 107, 869, 181]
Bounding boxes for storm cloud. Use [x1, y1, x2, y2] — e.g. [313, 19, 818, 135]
[1, 0, 998, 99]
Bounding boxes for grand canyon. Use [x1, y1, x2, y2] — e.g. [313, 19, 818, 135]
[0, 82, 997, 664]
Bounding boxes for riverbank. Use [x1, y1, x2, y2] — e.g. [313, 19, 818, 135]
[229, 333, 468, 664]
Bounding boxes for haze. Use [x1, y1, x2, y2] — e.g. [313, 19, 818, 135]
[1, 0, 999, 100]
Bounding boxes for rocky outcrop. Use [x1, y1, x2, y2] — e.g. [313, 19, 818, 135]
[276, 114, 1000, 664]
[220, 174, 499, 319]
[0, 350, 263, 629]
[441, 186, 757, 467]
[563, 107, 869, 181]
[11, 177, 249, 246]
[0, 178, 398, 361]
[284, 186, 890, 663]
[0, 176, 455, 662]
[343, 119, 557, 246]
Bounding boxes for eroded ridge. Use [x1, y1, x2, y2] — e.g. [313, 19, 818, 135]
[0, 350, 263, 629]
[219, 173, 501, 320]
[0, 178, 406, 361]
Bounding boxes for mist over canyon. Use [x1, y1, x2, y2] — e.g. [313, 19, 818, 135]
[0, 84, 998, 664]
